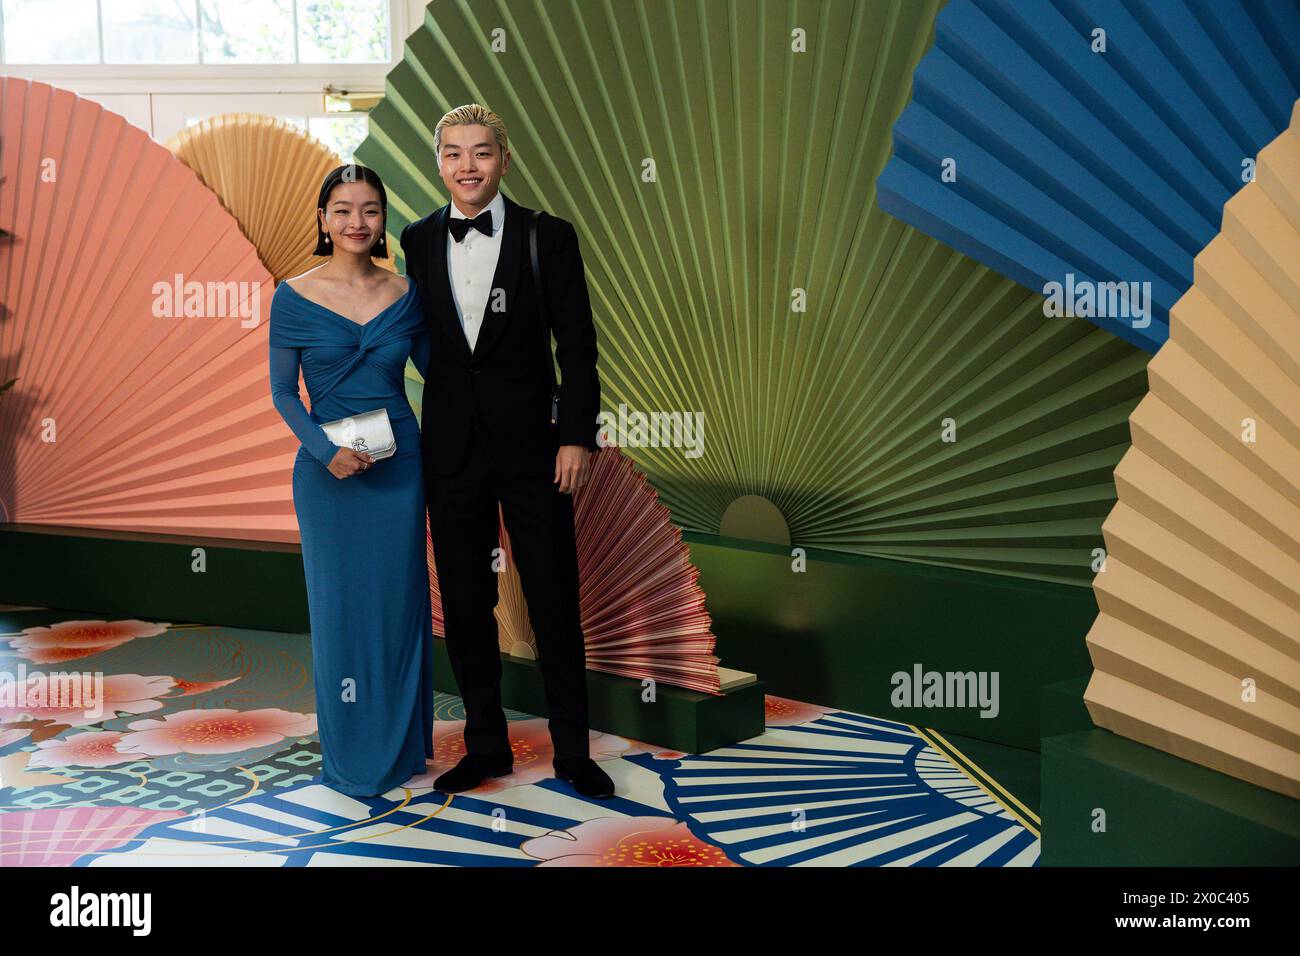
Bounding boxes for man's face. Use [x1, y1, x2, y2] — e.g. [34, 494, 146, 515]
[437, 124, 509, 213]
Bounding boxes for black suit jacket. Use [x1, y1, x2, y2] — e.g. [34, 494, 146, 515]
[401, 192, 601, 479]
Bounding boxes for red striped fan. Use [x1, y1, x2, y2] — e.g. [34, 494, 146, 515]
[427, 445, 720, 694]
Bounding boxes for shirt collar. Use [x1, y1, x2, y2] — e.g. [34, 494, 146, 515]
[449, 189, 505, 235]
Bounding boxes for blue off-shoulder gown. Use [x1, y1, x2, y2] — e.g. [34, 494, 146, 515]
[268, 275, 434, 797]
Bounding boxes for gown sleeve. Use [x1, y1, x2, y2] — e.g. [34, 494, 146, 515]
[269, 344, 339, 466]
[409, 325, 432, 378]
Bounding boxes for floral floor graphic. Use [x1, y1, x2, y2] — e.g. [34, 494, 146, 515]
[0, 609, 1039, 867]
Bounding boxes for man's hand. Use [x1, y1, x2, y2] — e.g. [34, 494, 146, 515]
[327, 446, 375, 479]
[554, 445, 590, 494]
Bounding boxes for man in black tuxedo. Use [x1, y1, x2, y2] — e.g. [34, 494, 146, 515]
[400, 104, 613, 798]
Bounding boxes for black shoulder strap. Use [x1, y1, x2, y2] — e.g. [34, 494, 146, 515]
[528, 209, 558, 393]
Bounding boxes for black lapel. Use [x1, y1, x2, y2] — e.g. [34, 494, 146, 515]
[430, 204, 472, 366]
[468, 192, 525, 363]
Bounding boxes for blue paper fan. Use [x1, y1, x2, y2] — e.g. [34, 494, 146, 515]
[878, 0, 1300, 352]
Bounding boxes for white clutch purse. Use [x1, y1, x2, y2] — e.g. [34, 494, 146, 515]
[320, 407, 396, 460]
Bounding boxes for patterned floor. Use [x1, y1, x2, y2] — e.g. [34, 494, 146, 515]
[0, 608, 1039, 866]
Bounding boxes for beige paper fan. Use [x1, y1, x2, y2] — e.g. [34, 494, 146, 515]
[494, 510, 537, 660]
[423, 509, 539, 660]
[166, 113, 395, 282]
[1084, 102, 1300, 799]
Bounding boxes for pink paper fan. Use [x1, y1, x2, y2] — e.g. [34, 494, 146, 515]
[428, 446, 720, 693]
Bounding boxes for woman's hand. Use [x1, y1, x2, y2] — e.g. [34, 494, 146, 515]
[327, 447, 375, 479]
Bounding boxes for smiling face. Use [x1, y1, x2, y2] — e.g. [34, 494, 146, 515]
[437, 123, 510, 216]
[318, 180, 385, 256]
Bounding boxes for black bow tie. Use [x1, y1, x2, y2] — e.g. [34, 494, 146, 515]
[448, 210, 493, 242]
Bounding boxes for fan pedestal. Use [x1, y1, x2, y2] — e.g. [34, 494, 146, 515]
[432, 637, 765, 755]
[0, 523, 309, 632]
[0, 524, 767, 754]
[1041, 729, 1300, 866]
[1040, 676, 1300, 864]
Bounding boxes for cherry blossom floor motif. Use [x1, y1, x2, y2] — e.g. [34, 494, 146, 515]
[0, 608, 1038, 867]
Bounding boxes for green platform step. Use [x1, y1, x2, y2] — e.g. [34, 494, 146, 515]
[1038, 675, 1300, 866]
[685, 533, 1097, 750]
[0, 523, 309, 632]
[1041, 728, 1300, 866]
[0, 523, 763, 753]
[0, 522, 1102, 751]
[430, 638, 764, 755]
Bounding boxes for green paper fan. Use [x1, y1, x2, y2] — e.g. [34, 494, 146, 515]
[365, 0, 1148, 586]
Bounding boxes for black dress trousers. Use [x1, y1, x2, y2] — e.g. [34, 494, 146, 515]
[426, 418, 591, 762]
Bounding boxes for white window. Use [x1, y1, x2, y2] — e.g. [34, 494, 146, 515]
[177, 109, 369, 163]
[1, 0, 392, 65]
[0, 1, 411, 146]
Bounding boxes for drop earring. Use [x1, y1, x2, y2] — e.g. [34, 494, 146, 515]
[324, 234, 331, 244]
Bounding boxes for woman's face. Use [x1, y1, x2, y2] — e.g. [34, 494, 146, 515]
[318, 180, 385, 256]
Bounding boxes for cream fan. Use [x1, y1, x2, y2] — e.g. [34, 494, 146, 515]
[167, 113, 395, 282]
[427, 444, 720, 694]
[1084, 102, 1300, 799]
[0, 79, 295, 540]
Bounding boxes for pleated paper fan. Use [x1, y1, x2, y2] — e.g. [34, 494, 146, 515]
[878, 0, 1300, 352]
[571, 444, 718, 691]
[1084, 101, 1300, 799]
[0, 805, 187, 866]
[494, 512, 538, 660]
[427, 445, 720, 694]
[166, 113, 396, 282]
[360, 0, 1149, 587]
[422, 503, 556, 661]
[0, 79, 297, 540]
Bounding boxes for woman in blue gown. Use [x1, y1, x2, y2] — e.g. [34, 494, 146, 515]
[268, 165, 434, 797]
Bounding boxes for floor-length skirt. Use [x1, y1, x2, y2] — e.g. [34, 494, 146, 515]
[293, 419, 434, 797]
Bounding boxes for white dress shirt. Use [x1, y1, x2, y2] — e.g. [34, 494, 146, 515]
[446, 189, 506, 354]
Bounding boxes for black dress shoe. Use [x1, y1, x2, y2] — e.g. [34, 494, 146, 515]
[554, 757, 615, 798]
[433, 753, 513, 793]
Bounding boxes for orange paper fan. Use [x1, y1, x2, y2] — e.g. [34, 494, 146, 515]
[0, 79, 295, 540]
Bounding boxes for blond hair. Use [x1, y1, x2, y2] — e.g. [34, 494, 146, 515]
[434, 104, 509, 156]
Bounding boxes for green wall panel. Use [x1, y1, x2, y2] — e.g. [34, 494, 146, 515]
[682, 531, 1096, 750]
[1, 524, 1092, 749]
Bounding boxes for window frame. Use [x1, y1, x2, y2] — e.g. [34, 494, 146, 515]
[0, 0, 409, 79]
